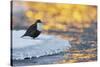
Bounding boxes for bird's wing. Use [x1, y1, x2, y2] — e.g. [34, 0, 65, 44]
[26, 24, 37, 33]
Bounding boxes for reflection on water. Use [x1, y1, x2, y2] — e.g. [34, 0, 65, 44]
[48, 22, 97, 63]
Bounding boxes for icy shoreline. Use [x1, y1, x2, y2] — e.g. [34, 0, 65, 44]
[12, 30, 71, 60]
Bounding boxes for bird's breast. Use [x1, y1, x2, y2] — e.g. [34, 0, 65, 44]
[37, 23, 43, 31]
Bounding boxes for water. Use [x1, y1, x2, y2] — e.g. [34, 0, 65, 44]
[12, 52, 69, 66]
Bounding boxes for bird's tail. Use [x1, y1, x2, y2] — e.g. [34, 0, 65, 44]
[21, 35, 24, 38]
[21, 34, 25, 38]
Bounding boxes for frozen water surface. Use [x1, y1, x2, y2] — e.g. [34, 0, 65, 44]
[12, 30, 71, 60]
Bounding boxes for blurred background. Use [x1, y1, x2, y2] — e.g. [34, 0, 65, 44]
[12, 1, 97, 31]
[12, 1, 97, 63]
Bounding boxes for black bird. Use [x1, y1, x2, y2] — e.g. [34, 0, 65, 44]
[21, 19, 43, 39]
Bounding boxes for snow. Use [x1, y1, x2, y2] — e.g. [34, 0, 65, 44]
[12, 30, 71, 60]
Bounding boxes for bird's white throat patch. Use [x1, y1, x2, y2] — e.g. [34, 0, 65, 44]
[37, 23, 43, 31]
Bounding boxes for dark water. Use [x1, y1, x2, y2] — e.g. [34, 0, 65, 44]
[12, 52, 69, 66]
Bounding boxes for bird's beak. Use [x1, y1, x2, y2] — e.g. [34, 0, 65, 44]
[37, 23, 43, 31]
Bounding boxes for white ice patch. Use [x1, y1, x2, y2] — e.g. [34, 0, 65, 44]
[12, 30, 71, 60]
